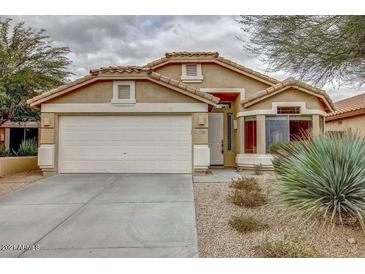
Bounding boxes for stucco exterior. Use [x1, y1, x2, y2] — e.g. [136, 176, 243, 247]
[326, 115, 365, 136]
[243, 89, 324, 111]
[156, 63, 270, 103]
[48, 80, 199, 104]
[29, 51, 333, 174]
[0, 156, 39, 176]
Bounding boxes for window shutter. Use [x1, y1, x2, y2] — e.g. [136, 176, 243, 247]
[118, 85, 131, 99]
[186, 64, 198, 76]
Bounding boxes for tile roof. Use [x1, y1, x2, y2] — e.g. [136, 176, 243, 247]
[148, 71, 219, 104]
[28, 65, 219, 106]
[27, 74, 96, 105]
[241, 77, 335, 111]
[90, 65, 151, 75]
[215, 56, 279, 84]
[165, 51, 219, 58]
[146, 51, 279, 85]
[327, 91, 365, 118]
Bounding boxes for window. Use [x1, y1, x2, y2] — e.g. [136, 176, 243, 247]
[289, 116, 311, 141]
[215, 103, 231, 109]
[9, 128, 38, 151]
[186, 64, 198, 76]
[181, 63, 203, 82]
[118, 85, 131, 99]
[277, 106, 300, 114]
[227, 113, 234, 151]
[265, 115, 312, 153]
[112, 81, 136, 104]
[244, 116, 257, 153]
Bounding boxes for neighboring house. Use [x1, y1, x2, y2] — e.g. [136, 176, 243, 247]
[0, 121, 39, 151]
[27, 51, 334, 176]
[326, 92, 365, 136]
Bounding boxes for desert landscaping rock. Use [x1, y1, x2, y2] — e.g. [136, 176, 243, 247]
[0, 170, 42, 196]
[194, 171, 365, 257]
[347, 238, 357, 244]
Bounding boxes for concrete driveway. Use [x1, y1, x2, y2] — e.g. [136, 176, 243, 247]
[0, 174, 197, 258]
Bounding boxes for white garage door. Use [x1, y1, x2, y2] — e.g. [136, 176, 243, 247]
[58, 115, 192, 173]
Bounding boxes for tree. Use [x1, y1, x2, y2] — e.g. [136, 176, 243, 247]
[237, 16, 365, 87]
[0, 18, 71, 126]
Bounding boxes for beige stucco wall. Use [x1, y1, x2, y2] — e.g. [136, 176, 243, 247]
[155, 63, 270, 99]
[232, 86, 327, 165]
[0, 156, 39, 176]
[244, 89, 323, 111]
[326, 115, 365, 136]
[48, 80, 200, 104]
[38, 77, 210, 174]
[192, 113, 208, 145]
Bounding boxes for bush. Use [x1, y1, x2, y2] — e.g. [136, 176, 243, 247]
[256, 234, 317, 258]
[229, 215, 268, 233]
[253, 163, 263, 175]
[15, 138, 38, 156]
[229, 177, 267, 207]
[269, 142, 288, 154]
[272, 133, 365, 229]
[230, 176, 258, 190]
[0, 145, 11, 157]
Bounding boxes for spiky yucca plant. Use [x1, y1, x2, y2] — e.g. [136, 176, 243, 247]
[272, 133, 365, 229]
[15, 138, 38, 156]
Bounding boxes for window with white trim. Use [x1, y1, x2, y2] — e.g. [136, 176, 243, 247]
[181, 63, 203, 82]
[112, 81, 136, 104]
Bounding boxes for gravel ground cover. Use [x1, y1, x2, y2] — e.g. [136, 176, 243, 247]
[194, 171, 365, 258]
[0, 170, 43, 196]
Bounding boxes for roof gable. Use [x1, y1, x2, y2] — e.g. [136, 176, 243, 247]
[241, 77, 335, 112]
[146, 51, 279, 85]
[28, 66, 219, 107]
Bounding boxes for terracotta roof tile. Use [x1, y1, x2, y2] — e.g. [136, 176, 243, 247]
[90, 66, 151, 75]
[148, 71, 219, 104]
[215, 56, 280, 84]
[165, 51, 219, 58]
[327, 91, 365, 117]
[241, 77, 334, 111]
[146, 51, 279, 85]
[27, 74, 96, 105]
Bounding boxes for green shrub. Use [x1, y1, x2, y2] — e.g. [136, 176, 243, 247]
[256, 234, 317, 258]
[0, 145, 11, 157]
[229, 215, 268, 233]
[269, 142, 288, 154]
[15, 138, 38, 156]
[253, 163, 263, 175]
[272, 133, 365, 229]
[229, 178, 267, 207]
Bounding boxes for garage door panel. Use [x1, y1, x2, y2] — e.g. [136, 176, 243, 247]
[58, 116, 192, 173]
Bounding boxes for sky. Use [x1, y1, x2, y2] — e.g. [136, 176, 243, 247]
[6, 15, 364, 101]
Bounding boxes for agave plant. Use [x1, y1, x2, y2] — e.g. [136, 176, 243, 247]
[0, 144, 11, 157]
[15, 138, 38, 156]
[272, 133, 365, 229]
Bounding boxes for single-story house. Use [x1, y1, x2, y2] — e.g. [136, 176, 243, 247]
[27, 51, 334, 176]
[0, 121, 39, 150]
[326, 92, 365, 136]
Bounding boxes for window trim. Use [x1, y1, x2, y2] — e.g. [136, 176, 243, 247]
[244, 116, 257, 154]
[265, 115, 312, 153]
[277, 106, 301, 114]
[181, 63, 203, 82]
[112, 81, 136, 104]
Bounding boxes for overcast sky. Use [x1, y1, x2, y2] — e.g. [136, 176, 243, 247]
[6, 15, 363, 101]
